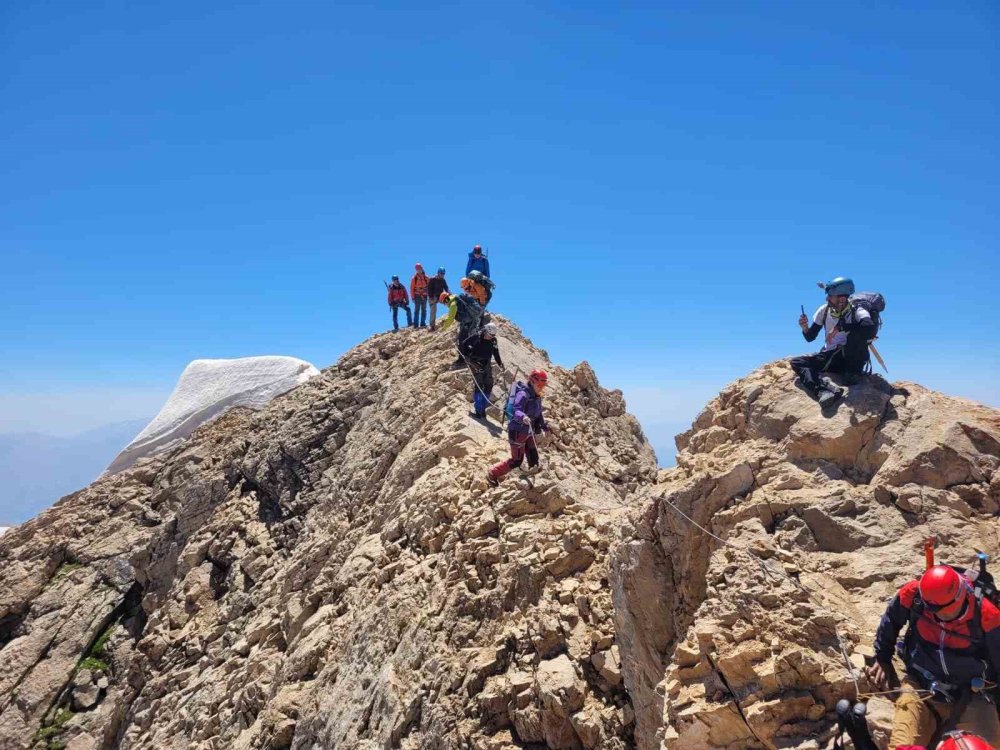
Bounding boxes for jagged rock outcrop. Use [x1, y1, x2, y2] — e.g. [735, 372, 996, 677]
[613, 361, 1000, 749]
[0, 319, 655, 750]
[106, 356, 320, 474]
[3, 329, 998, 750]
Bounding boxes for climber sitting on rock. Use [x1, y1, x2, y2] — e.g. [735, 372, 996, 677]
[465, 322, 504, 420]
[866, 564, 1000, 748]
[486, 369, 548, 487]
[790, 276, 875, 407]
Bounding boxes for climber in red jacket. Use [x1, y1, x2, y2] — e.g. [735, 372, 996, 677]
[868, 565, 1000, 748]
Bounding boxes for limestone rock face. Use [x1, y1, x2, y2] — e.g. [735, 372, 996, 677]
[106, 356, 320, 474]
[613, 361, 1000, 750]
[0, 318, 654, 750]
[2, 336, 997, 750]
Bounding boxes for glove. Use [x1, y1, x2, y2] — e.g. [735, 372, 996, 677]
[522, 414, 531, 426]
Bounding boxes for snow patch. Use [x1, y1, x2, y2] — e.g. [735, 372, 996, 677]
[106, 356, 319, 474]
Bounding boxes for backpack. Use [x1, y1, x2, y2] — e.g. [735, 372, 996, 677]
[503, 381, 528, 423]
[467, 271, 494, 305]
[849, 292, 886, 334]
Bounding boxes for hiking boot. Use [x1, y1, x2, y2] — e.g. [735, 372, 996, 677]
[469, 410, 487, 420]
[818, 387, 843, 407]
[485, 471, 499, 488]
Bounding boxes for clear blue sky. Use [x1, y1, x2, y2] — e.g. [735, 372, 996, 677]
[2, 1, 998, 462]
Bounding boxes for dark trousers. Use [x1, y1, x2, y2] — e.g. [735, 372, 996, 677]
[790, 346, 866, 395]
[391, 304, 412, 330]
[471, 361, 494, 414]
[413, 296, 427, 326]
[489, 432, 538, 481]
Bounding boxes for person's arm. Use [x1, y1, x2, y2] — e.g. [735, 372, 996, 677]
[443, 280, 450, 293]
[838, 307, 875, 333]
[410, 277, 416, 299]
[465, 257, 473, 276]
[802, 322, 823, 342]
[387, 288, 393, 306]
[484, 258, 490, 277]
[512, 389, 529, 424]
[492, 342, 503, 368]
[873, 592, 909, 668]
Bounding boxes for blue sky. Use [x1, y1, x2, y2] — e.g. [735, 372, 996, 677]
[2, 0, 998, 462]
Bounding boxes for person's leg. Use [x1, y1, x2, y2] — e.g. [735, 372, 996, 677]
[416, 297, 426, 326]
[429, 301, 437, 330]
[790, 352, 835, 397]
[956, 693, 1000, 746]
[404, 305, 413, 326]
[392, 304, 399, 331]
[482, 366, 494, 402]
[489, 435, 527, 482]
[888, 683, 940, 748]
[473, 389, 488, 417]
[525, 435, 539, 469]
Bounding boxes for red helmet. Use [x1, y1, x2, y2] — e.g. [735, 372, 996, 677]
[529, 369, 548, 385]
[439, 292, 450, 304]
[919, 565, 966, 609]
[939, 731, 997, 750]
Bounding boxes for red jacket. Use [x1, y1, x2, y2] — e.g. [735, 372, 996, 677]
[874, 578, 1000, 688]
[387, 283, 409, 306]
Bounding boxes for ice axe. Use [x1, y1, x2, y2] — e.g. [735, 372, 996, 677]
[869, 342, 888, 373]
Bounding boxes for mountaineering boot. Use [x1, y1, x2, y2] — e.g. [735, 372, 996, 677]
[485, 471, 499, 488]
[469, 410, 486, 420]
[817, 388, 838, 407]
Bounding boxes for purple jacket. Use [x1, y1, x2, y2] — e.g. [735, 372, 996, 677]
[509, 382, 546, 437]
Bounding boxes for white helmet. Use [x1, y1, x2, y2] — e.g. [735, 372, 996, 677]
[482, 322, 498, 336]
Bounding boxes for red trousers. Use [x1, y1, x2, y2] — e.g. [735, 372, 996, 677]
[489, 432, 538, 481]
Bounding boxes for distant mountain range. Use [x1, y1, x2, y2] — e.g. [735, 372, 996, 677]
[0, 419, 147, 527]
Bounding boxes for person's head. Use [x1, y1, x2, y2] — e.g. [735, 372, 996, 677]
[415, 263, 423, 273]
[473, 244, 482, 256]
[437, 267, 446, 276]
[460, 277, 473, 293]
[824, 277, 854, 312]
[939, 731, 997, 750]
[439, 292, 450, 304]
[482, 322, 497, 339]
[529, 369, 548, 394]
[391, 275, 399, 283]
[919, 565, 972, 622]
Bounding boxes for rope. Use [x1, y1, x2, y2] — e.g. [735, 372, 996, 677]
[656, 493, 877, 709]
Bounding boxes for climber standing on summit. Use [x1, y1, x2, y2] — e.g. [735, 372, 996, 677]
[411, 264, 429, 329]
[790, 276, 876, 407]
[427, 267, 449, 331]
[486, 369, 548, 487]
[465, 244, 490, 278]
[867, 564, 1000, 748]
[387, 275, 413, 331]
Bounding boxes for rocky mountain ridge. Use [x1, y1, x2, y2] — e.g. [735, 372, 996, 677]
[1, 319, 998, 750]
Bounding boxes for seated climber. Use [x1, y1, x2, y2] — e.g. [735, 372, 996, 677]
[790, 276, 875, 407]
[465, 322, 504, 420]
[866, 565, 1000, 748]
[486, 369, 548, 487]
[386, 275, 413, 331]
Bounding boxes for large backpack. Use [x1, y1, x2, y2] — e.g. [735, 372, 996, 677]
[503, 381, 528, 424]
[849, 292, 886, 335]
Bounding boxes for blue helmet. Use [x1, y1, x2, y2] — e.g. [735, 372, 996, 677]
[438, 267, 445, 274]
[824, 277, 855, 296]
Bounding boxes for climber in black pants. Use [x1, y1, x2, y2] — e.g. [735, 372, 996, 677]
[791, 276, 875, 406]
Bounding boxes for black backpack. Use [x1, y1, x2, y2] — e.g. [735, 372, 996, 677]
[849, 292, 885, 334]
